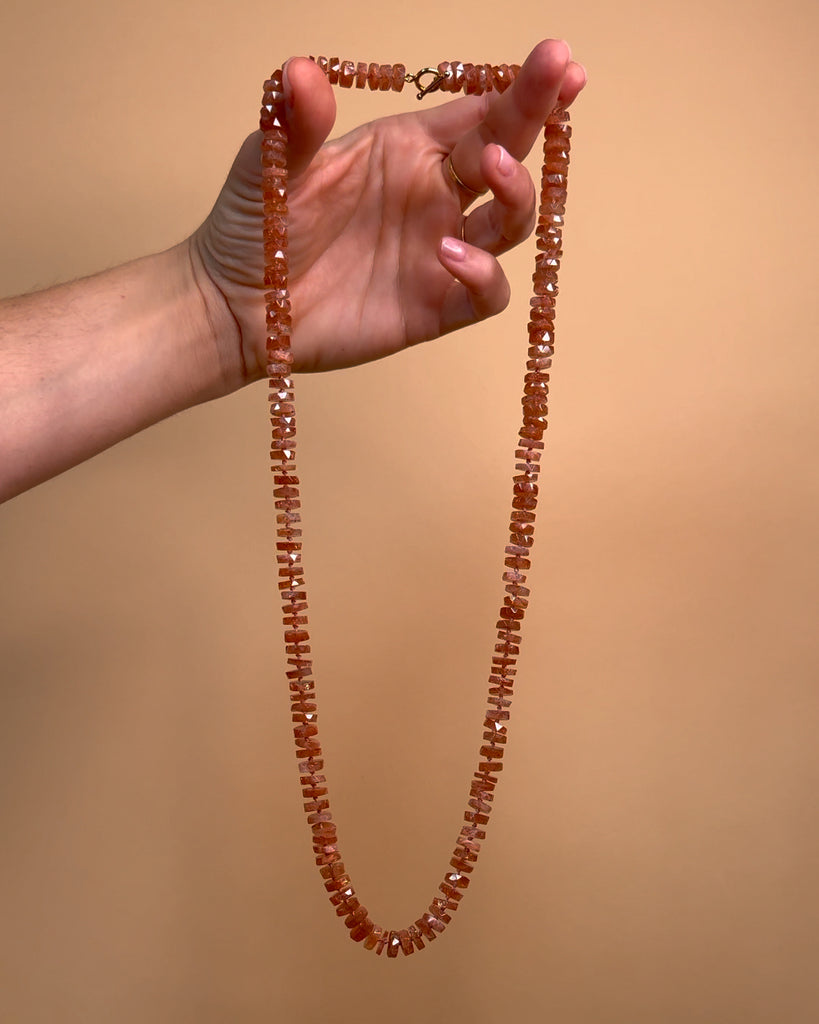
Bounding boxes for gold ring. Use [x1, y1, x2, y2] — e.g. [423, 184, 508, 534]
[445, 154, 488, 198]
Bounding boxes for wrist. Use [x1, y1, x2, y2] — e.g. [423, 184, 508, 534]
[183, 236, 253, 399]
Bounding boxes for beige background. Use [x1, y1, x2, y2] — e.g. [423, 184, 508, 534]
[1, 0, 817, 1021]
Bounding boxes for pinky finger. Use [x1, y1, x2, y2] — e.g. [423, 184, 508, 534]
[437, 236, 511, 332]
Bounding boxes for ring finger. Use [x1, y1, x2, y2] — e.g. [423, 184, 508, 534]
[460, 143, 536, 255]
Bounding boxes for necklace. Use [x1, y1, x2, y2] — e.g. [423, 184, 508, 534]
[260, 57, 571, 957]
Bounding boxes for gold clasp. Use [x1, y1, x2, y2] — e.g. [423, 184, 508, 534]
[405, 66, 446, 101]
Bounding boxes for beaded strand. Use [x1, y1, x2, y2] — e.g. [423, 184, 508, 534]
[260, 58, 571, 957]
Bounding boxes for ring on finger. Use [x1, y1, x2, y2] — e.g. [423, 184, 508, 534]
[445, 154, 488, 199]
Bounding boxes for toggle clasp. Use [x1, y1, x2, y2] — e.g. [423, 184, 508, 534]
[405, 66, 446, 101]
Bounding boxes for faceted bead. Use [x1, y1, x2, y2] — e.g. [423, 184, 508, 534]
[467, 798, 492, 818]
[398, 929, 414, 955]
[355, 62, 368, 88]
[533, 279, 558, 298]
[315, 852, 339, 869]
[512, 494, 537, 512]
[367, 63, 380, 89]
[522, 395, 549, 422]
[539, 188, 567, 209]
[334, 894, 358, 914]
[438, 882, 463, 902]
[317, 850, 343, 877]
[387, 931, 401, 957]
[529, 331, 554, 352]
[430, 898, 452, 923]
[327, 57, 341, 84]
[445, 870, 469, 889]
[323, 872, 350, 893]
[450, 850, 475, 869]
[379, 65, 393, 90]
[408, 924, 425, 950]
[450, 61, 466, 91]
[467, 789, 494, 807]
[493, 64, 512, 92]
[348, 920, 370, 942]
[363, 926, 382, 950]
[489, 675, 515, 692]
[344, 905, 369, 928]
[339, 60, 355, 87]
[392, 64, 406, 91]
[427, 906, 449, 928]
[519, 423, 544, 442]
[437, 62, 454, 91]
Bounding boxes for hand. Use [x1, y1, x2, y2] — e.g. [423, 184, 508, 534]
[192, 40, 586, 376]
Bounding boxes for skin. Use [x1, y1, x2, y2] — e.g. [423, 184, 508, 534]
[0, 40, 585, 501]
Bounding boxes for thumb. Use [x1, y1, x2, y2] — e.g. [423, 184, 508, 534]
[282, 57, 337, 179]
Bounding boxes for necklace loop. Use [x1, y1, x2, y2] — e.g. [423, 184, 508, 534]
[260, 55, 572, 958]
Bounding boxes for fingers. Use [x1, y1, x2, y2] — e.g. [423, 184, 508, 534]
[438, 39, 583, 198]
[460, 143, 536, 254]
[437, 237, 511, 331]
[282, 57, 337, 179]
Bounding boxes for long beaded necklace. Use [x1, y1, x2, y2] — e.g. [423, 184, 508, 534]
[260, 57, 571, 957]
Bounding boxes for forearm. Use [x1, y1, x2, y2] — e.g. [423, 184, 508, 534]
[0, 240, 241, 501]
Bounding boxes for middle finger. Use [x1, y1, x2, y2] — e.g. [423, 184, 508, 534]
[434, 39, 574, 199]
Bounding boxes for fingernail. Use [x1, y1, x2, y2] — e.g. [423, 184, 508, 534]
[283, 57, 296, 110]
[441, 237, 466, 261]
[496, 145, 514, 177]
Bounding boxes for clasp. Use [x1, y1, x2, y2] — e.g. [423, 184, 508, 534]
[405, 66, 446, 101]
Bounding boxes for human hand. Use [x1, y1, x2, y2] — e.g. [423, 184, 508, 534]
[192, 39, 586, 377]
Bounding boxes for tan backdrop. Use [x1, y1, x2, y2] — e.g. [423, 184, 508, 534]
[1, 1, 817, 1021]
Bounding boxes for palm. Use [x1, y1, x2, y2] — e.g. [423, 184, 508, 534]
[286, 117, 463, 370]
